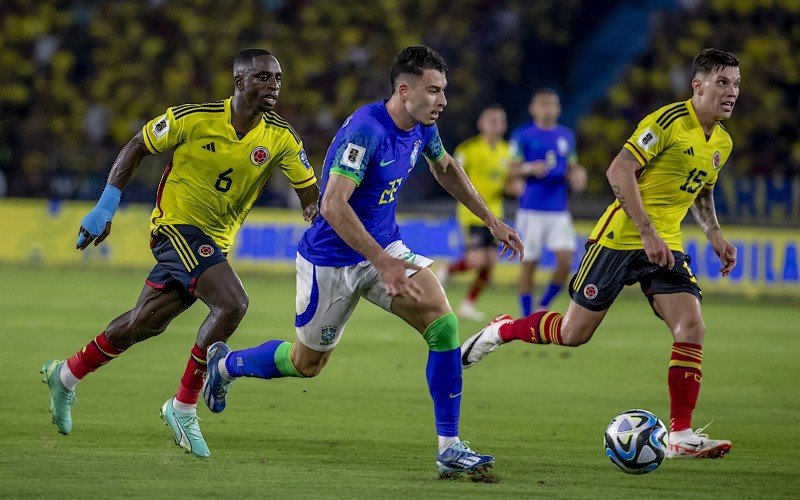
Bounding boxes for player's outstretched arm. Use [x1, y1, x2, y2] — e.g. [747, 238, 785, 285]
[320, 174, 423, 300]
[428, 153, 523, 260]
[76, 131, 151, 250]
[294, 184, 320, 223]
[607, 148, 674, 269]
[691, 185, 736, 276]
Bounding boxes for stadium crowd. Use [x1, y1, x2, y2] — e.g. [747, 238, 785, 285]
[1, 0, 797, 206]
[577, 0, 800, 194]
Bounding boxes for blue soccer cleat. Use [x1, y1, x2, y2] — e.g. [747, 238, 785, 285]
[203, 341, 234, 413]
[160, 398, 210, 458]
[436, 440, 495, 477]
[40, 360, 76, 435]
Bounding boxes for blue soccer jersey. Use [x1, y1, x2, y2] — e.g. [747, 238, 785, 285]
[298, 101, 445, 266]
[509, 123, 576, 212]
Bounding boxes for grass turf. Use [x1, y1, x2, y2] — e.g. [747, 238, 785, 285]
[1, 265, 798, 498]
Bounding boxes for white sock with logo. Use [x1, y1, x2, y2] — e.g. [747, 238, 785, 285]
[59, 363, 79, 391]
[438, 436, 460, 454]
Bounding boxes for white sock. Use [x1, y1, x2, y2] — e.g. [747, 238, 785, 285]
[218, 356, 232, 381]
[59, 363, 79, 391]
[171, 398, 197, 413]
[438, 435, 460, 454]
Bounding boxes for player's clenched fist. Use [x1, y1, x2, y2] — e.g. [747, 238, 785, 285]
[76, 184, 121, 249]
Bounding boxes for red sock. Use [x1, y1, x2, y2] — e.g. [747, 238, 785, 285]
[176, 344, 207, 406]
[448, 259, 470, 275]
[467, 267, 491, 301]
[498, 311, 563, 345]
[66, 332, 126, 379]
[668, 342, 703, 432]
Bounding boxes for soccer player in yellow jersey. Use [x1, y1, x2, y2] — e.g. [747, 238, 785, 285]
[40, 49, 319, 458]
[461, 48, 740, 459]
[438, 105, 511, 321]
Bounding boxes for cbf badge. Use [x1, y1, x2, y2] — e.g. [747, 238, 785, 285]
[320, 325, 338, 345]
[251, 146, 270, 166]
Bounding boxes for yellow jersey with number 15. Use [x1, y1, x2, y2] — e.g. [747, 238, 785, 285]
[588, 99, 732, 252]
[141, 97, 316, 253]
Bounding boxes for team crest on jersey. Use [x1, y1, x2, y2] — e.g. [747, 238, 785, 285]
[298, 148, 312, 170]
[251, 146, 270, 165]
[637, 128, 659, 151]
[320, 325, 338, 345]
[410, 139, 422, 166]
[583, 283, 598, 300]
[198, 244, 215, 257]
[153, 115, 170, 139]
[712, 151, 721, 169]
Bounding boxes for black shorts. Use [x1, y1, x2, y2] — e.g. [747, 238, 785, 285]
[569, 242, 702, 314]
[146, 224, 227, 307]
[464, 225, 496, 250]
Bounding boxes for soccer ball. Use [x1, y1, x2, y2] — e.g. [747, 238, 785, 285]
[604, 409, 668, 474]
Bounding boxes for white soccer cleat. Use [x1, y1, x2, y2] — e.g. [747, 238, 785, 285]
[457, 300, 486, 322]
[667, 423, 731, 459]
[460, 314, 512, 369]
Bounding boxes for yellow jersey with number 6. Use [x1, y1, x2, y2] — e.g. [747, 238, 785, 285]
[588, 99, 732, 252]
[142, 97, 316, 252]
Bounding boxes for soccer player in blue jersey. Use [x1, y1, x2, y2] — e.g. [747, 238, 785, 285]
[203, 45, 523, 477]
[510, 89, 587, 316]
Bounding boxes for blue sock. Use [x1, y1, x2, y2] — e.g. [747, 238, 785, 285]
[520, 294, 532, 316]
[539, 283, 562, 309]
[423, 313, 462, 438]
[225, 339, 296, 379]
[427, 349, 461, 437]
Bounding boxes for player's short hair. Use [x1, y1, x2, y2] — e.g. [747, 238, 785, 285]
[479, 103, 505, 116]
[692, 48, 739, 78]
[531, 87, 558, 102]
[233, 48, 273, 74]
[390, 45, 448, 91]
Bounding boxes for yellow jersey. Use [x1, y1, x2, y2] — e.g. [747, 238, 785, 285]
[453, 135, 510, 227]
[142, 97, 316, 252]
[588, 99, 732, 252]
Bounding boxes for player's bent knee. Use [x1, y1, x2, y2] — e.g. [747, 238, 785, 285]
[293, 359, 326, 378]
[674, 320, 706, 344]
[216, 293, 249, 322]
[423, 312, 460, 351]
[559, 325, 592, 347]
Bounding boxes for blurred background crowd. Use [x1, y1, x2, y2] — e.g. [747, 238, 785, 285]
[1, 0, 798, 221]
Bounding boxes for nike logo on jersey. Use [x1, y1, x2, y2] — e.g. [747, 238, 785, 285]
[379, 159, 396, 167]
[683, 147, 694, 156]
[202, 142, 216, 152]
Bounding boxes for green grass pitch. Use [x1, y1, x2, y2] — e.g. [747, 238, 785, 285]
[1, 265, 798, 498]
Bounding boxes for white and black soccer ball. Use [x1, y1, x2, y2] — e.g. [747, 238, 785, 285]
[604, 409, 668, 474]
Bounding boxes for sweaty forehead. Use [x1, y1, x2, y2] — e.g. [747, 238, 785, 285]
[238, 55, 281, 75]
[705, 65, 740, 81]
[412, 68, 447, 88]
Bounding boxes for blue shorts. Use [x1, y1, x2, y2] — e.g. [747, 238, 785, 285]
[464, 225, 496, 250]
[146, 224, 227, 306]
